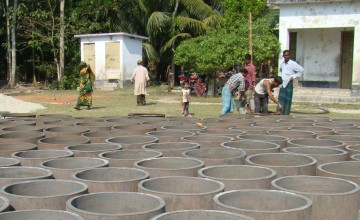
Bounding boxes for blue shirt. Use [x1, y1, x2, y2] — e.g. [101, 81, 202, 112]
[279, 60, 304, 88]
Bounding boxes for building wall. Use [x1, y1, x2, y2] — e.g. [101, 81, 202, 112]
[278, 1, 360, 88]
[80, 36, 109, 81]
[296, 28, 341, 86]
[79, 35, 144, 88]
[121, 37, 143, 88]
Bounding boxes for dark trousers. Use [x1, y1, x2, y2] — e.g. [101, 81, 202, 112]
[182, 102, 189, 115]
[137, 95, 146, 106]
[254, 92, 269, 114]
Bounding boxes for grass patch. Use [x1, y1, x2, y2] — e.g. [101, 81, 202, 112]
[10, 86, 360, 119]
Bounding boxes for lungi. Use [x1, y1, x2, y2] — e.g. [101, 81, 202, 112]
[278, 80, 293, 115]
[221, 85, 234, 115]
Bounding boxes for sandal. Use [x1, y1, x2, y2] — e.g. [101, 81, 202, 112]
[87, 106, 91, 110]
[74, 106, 80, 110]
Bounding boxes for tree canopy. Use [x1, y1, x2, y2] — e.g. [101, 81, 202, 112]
[0, 0, 279, 88]
[174, 0, 280, 74]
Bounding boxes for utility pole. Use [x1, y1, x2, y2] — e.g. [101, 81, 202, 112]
[249, 12, 253, 57]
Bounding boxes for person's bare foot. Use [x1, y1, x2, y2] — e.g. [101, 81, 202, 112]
[74, 106, 80, 110]
[87, 106, 91, 110]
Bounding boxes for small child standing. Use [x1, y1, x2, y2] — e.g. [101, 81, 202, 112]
[181, 82, 191, 117]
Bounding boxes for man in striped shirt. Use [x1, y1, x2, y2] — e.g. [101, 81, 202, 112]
[221, 68, 249, 115]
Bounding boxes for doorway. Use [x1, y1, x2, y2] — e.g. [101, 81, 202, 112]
[289, 32, 297, 61]
[84, 43, 96, 74]
[340, 31, 354, 89]
[105, 42, 120, 79]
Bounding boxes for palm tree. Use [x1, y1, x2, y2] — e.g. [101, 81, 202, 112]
[137, 0, 221, 79]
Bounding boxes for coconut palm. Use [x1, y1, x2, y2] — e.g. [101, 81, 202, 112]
[137, 0, 221, 79]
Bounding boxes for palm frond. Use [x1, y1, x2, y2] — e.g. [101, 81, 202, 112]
[137, 0, 148, 14]
[180, 0, 217, 20]
[161, 33, 192, 54]
[143, 43, 160, 63]
[176, 16, 207, 34]
[147, 11, 171, 35]
[203, 14, 222, 28]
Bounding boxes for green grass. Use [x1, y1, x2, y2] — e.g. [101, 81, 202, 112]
[11, 86, 360, 119]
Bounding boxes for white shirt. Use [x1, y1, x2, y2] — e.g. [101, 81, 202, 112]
[255, 79, 273, 95]
[182, 89, 190, 102]
[279, 60, 304, 88]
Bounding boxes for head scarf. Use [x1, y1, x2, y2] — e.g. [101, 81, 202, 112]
[78, 61, 87, 68]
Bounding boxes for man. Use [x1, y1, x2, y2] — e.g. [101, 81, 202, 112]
[243, 54, 256, 112]
[131, 60, 150, 106]
[221, 68, 249, 115]
[278, 50, 304, 115]
[254, 76, 283, 114]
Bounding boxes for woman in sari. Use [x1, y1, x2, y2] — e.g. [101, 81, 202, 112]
[194, 77, 207, 97]
[74, 61, 95, 110]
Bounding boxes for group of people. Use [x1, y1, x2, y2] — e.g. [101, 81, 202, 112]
[74, 59, 150, 110]
[221, 50, 304, 115]
[74, 49, 304, 117]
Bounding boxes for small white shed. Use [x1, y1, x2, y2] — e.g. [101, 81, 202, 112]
[75, 32, 149, 89]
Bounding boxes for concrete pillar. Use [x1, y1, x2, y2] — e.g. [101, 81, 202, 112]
[278, 25, 289, 71]
[352, 27, 360, 90]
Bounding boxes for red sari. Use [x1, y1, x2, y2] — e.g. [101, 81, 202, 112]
[194, 79, 206, 97]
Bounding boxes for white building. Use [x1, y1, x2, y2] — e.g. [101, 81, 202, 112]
[269, 0, 360, 91]
[75, 32, 148, 88]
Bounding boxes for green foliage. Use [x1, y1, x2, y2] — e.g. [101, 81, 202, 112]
[150, 80, 162, 86]
[49, 63, 79, 90]
[174, 0, 280, 74]
[221, 0, 268, 20]
[0, 0, 278, 86]
[35, 63, 57, 81]
[49, 74, 79, 90]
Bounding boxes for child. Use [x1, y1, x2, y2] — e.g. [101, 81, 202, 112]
[181, 82, 191, 117]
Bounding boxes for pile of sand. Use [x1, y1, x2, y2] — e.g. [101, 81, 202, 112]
[0, 93, 46, 113]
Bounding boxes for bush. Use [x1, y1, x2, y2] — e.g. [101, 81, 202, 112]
[59, 75, 79, 90]
[49, 63, 80, 90]
[150, 80, 162, 86]
[49, 76, 79, 90]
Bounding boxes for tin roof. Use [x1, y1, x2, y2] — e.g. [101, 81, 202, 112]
[74, 32, 149, 40]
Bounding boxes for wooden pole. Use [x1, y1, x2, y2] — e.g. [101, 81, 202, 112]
[249, 12, 253, 57]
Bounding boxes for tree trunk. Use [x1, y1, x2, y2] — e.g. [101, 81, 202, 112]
[5, 0, 11, 83]
[31, 2, 36, 85]
[59, 0, 65, 81]
[32, 47, 37, 85]
[48, 0, 60, 83]
[9, 0, 17, 87]
[171, 0, 179, 87]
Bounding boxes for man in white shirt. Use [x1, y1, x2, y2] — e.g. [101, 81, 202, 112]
[254, 76, 283, 114]
[278, 50, 304, 115]
[131, 60, 150, 106]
